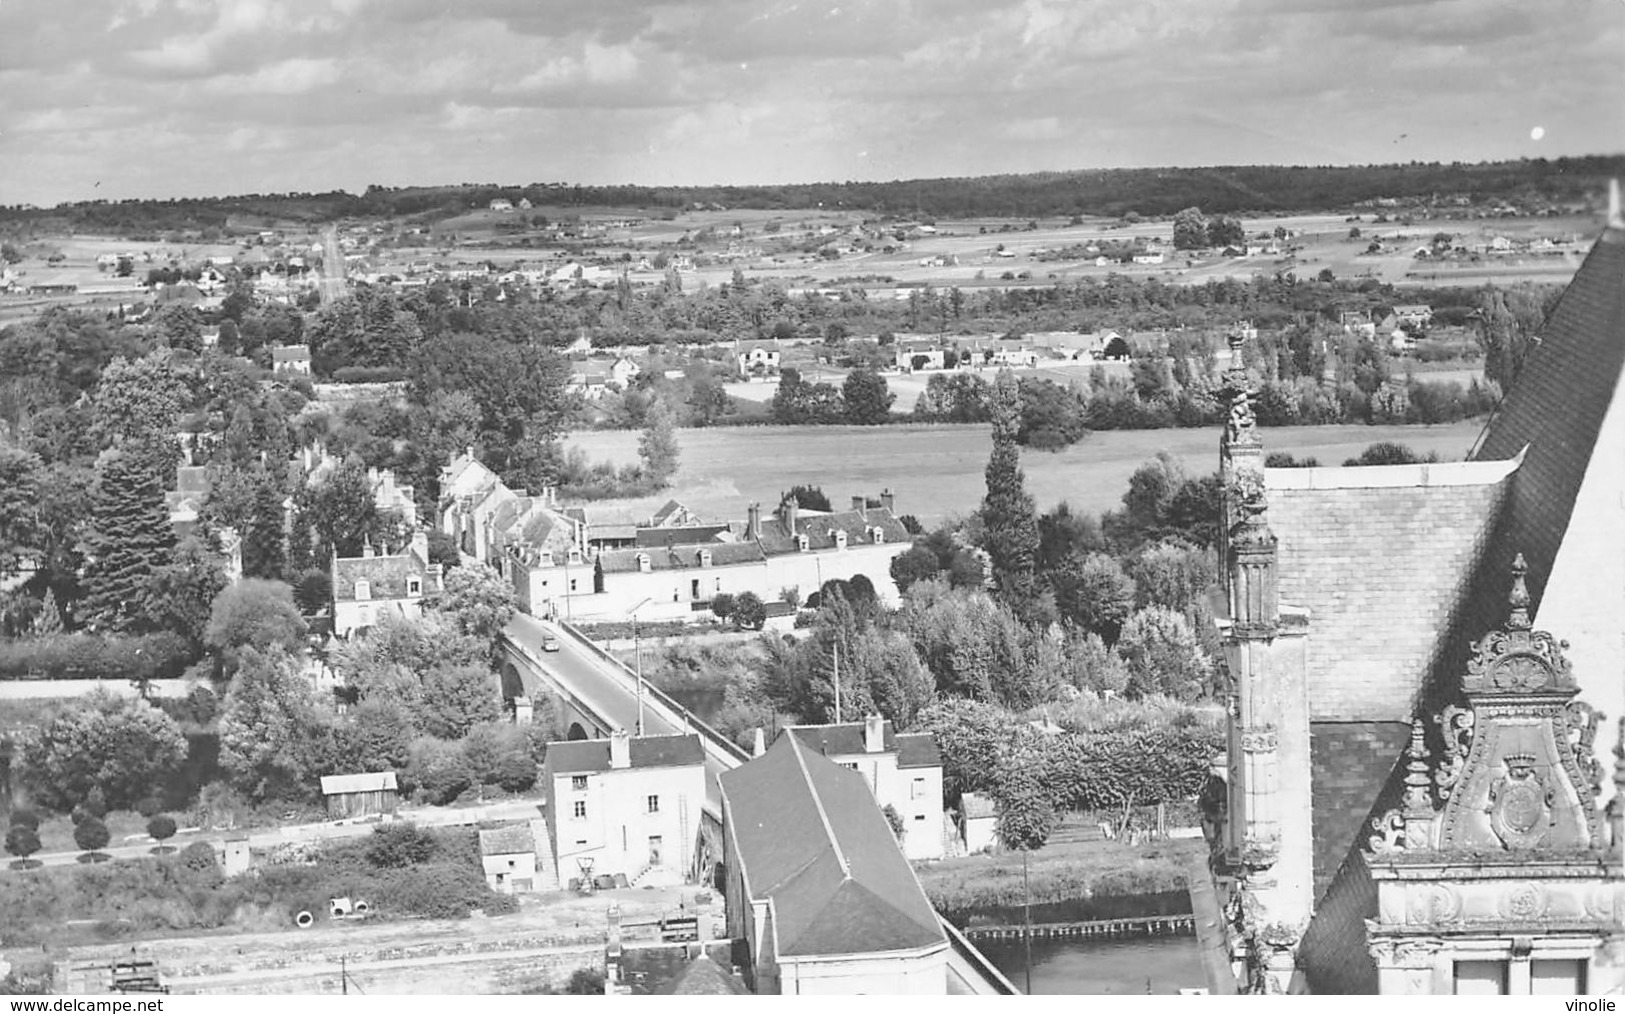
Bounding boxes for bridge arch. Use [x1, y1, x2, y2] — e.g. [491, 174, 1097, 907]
[499, 662, 526, 700]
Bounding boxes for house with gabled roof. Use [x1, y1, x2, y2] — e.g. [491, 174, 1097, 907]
[330, 531, 443, 638]
[719, 731, 950, 994]
[542, 730, 706, 891]
[786, 716, 945, 860]
[1205, 195, 1625, 995]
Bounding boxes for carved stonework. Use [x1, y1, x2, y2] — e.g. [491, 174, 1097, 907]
[1240, 727, 1278, 753]
[1486, 753, 1556, 850]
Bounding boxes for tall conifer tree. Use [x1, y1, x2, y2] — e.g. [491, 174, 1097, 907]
[980, 370, 1043, 621]
[79, 450, 176, 632]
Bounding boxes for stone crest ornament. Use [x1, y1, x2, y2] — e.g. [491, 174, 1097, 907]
[1367, 552, 1607, 859]
[1486, 753, 1554, 850]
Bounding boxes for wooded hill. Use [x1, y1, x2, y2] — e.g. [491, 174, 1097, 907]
[4, 155, 1622, 234]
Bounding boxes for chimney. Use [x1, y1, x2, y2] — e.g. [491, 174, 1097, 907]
[410, 529, 428, 563]
[782, 496, 799, 536]
[864, 714, 885, 754]
[880, 488, 895, 514]
[752, 728, 766, 758]
[746, 502, 761, 541]
[361, 536, 375, 559]
[850, 494, 866, 512]
[609, 728, 631, 769]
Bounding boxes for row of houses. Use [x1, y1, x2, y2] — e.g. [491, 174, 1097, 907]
[437, 449, 915, 623]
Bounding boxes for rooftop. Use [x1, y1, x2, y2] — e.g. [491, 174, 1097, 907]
[545, 734, 705, 774]
[786, 721, 943, 769]
[719, 733, 944, 958]
[478, 823, 535, 857]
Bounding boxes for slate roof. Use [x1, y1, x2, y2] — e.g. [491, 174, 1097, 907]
[649, 499, 701, 527]
[1307, 721, 1409, 900]
[1265, 460, 1517, 722]
[759, 507, 910, 556]
[598, 542, 765, 573]
[546, 734, 704, 774]
[1469, 223, 1625, 626]
[719, 732, 945, 958]
[174, 466, 209, 495]
[786, 722, 943, 769]
[332, 548, 430, 601]
[478, 823, 535, 857]
[634, 524, 730, 548]
[960, 792, 997, 820]
[662, 954, 749, 995]
[270, 344, 311, 362]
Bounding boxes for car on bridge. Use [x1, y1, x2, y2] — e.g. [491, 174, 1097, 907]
[541, 633, 561, 652]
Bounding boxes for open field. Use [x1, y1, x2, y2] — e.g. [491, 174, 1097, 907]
[564, 419, 1486, 526]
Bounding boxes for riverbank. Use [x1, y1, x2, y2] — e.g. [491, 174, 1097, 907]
[915, 823, 1198, 923]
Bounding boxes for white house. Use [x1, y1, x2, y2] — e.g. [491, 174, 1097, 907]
[271, 344, 312, 375]
[720, 732, 949, 994]
[785, 716, 945, 860]
[330, 532, 444, 638]
[541, 731, 707, 890]
[736, 341, 781, 375]
[479, 821, 547, 893]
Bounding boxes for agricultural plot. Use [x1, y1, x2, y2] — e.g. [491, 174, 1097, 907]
[563, 419, 1485, 527]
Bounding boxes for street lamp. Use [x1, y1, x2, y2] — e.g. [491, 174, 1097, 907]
[627, 598, 652, 736]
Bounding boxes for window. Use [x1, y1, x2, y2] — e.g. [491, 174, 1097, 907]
[647, 794, 660, 814]
[569, 578, 578, 592]
[572, 800, 587, 819]
[911, 778, 925, 799]
[914, 814, 926, 821]
[1454, 960, 1508, 995]
[1531, 960, 1586, 995]
[407, 577, 422, 597]
[571, 775, 588, 790]
[844, 762, 859, 771]
[354, 579, 371, 601]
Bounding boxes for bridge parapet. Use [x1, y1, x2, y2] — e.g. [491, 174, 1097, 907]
[552, 621, 751, 768]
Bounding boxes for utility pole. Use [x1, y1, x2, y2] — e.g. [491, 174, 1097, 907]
[634, 613, 644, 736]
[1023, 849, 1033, 996]
[832, 640, 840, 724]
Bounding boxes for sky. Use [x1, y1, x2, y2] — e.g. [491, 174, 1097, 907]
[0, 0, 1621, 208]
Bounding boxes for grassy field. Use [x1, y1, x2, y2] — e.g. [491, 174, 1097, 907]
[563, 419, 1486, 526]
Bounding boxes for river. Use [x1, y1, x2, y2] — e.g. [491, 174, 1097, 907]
[974, 934, 1206, 995]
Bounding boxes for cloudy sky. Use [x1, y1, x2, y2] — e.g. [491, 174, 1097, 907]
[1, 0, 1620, 208]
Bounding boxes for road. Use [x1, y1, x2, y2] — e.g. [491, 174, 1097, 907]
[505, 613, 735, 811]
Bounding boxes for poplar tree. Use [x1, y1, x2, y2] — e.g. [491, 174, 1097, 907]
[79, 450, 176, 633]
[980, 371, 1043, 622]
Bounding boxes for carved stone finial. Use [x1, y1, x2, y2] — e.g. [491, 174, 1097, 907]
[1507, 552, 1531, 630]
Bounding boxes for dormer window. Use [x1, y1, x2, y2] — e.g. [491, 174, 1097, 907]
[354, 579, 371, 601]
[834, 530, 848, 550]
[872, 526, 884, 545]
[699, 549, 712, 568]
[637, 553, 652, 573]
[568, 549, 582, 566]
[796, 534, 810, 552]
[407, 577, 422, 597]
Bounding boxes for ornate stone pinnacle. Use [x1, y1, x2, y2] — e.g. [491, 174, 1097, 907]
[1402, 717, 1432, 815]
[1507, 553, 1531, 630]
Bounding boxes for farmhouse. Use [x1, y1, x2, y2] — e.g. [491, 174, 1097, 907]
[320, 771, 399, 820]
[736, 340, 782, 375]
[894, 339, 946, 372]
[479, 821, 549, 893]
[270, 344, 312, 375]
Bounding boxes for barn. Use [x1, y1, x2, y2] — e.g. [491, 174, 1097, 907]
[320, 771, 400, 820]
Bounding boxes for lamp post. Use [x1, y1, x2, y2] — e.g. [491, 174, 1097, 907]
[627, 598, 652, 736]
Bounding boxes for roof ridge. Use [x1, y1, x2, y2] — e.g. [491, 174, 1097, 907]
[786, 733, 851, 881]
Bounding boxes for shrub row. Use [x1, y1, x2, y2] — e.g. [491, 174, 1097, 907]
[0, 633, 194, 682]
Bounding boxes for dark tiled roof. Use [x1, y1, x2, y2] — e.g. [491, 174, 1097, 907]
[663, 954, 749, 995]
[598, 542, 765, 573]
[1471, 225, 1625, 624]
[1266, 463, 1513, 722]
[174, 466, 209, 495]
[649, 499, 700, 526]
[719, 733, 944, 958]
[478, 823, 535, 856]
[545, 734, 704, 774]
[332, 551, 429, 601]
[271, 344, 310, 362]
[759, 507, 910, 556]
[785, 722, 942, 769]
[634, 524, 730, 547]
[1308, 721, 1409, 901]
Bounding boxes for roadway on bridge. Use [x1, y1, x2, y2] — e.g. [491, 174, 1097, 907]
[506, 613, 734, 810]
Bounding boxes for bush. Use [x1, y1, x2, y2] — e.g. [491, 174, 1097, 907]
[7, 809, 40, 832]
[146, 815, 177, 843]
[181, 841, 218, 873]
[0, 632, 193, 682]
[483, 893, 520, 916]
[365, 822, 437, 869]
[136, 797, 164, 819]
[73, 817, 110, 854]
[565, 967, 607, 995]
[5, 825, 41, 861]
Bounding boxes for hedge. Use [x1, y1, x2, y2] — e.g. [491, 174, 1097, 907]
[0, 633, 194, 682]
